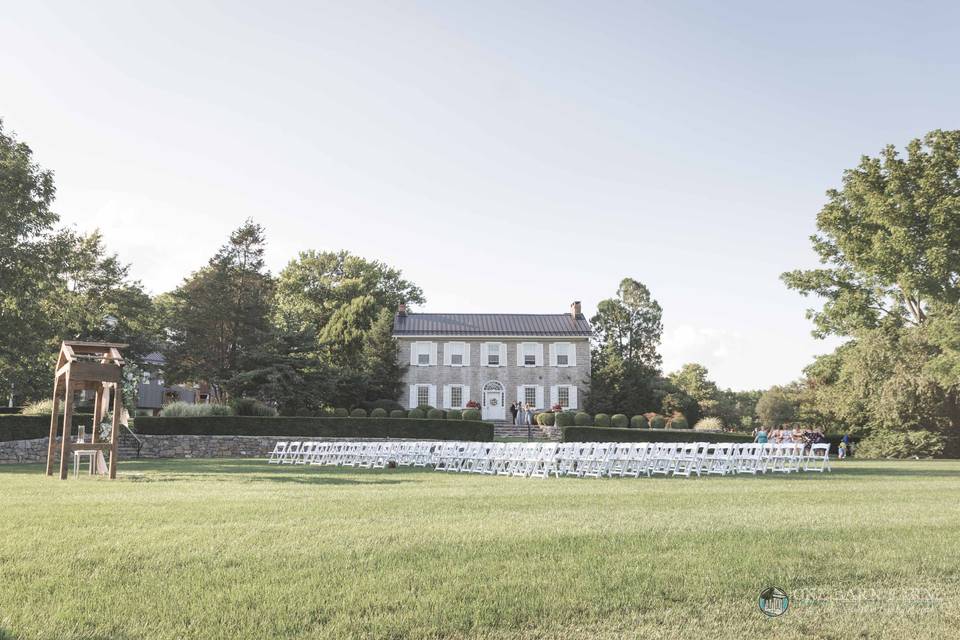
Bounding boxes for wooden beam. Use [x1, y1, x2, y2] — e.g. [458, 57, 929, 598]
[109, 385, 122, 479]
[44, 376, 61, 476]
[58, 376, 74, 480]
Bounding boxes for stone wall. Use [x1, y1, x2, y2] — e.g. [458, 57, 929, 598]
[0, 434, 385, 464]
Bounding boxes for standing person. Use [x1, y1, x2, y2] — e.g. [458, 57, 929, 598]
[525, 403, 534, 427]
[509, 402, 518, 425]
[841, 433, 851, 458]
[516, 403, 525, 426]
[755, 427, 768, 444]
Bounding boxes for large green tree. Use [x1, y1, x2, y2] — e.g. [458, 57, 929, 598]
[160, 219, 274, 397]
[784, 130, 960, 456]
[665, 363, 719, 424]
[588, 278, 663, 414]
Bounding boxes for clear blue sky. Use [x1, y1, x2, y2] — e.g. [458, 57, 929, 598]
[2, 1, 957, 389]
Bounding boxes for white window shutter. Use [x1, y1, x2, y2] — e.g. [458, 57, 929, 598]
[516, 343, 523, 366]
[550, 385, 558, 407]
[463, 343, 471, 366]
[535, 386, 544, 409]
[549, 344, 557, 366]
[569, 386, 578, 409]
[463, 385, 470, 406]
[568, 343, 577, 367]
[408, 385, 417, 408]
[443, 343, 451, 366]
[430, 342, 438, 366]
[410, 343, 418, 366]
[481, 342, 488, 366]
[428, 384, 437, 407]
[516, 386, 524, 406]
[499, 343, 507, 367]
[442, 384, 450, 409]
[535, 343, 544, 366]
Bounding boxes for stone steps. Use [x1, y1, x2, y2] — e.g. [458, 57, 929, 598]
[493, 422, 555, 440]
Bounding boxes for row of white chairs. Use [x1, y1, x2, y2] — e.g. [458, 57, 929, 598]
[267, 440, 831, 478]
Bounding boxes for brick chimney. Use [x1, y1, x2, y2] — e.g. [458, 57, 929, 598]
[397, 302, 407, 316]
[570, 300, 581, 320]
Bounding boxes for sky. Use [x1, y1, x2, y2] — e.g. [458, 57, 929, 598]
[2, 1, 958, 390]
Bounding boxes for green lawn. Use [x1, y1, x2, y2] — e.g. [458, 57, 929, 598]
[1, 459, 958, 639]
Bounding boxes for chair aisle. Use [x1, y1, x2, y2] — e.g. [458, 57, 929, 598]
[266, 440, 832, 478]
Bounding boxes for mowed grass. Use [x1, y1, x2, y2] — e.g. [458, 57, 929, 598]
[1, 459, 959, 639]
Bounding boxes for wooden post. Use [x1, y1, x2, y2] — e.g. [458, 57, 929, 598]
[45, 376, 61, 476]
[58, 377, 74, 480]
[90, 387, 103, 474]
[109, 384, 122, 479]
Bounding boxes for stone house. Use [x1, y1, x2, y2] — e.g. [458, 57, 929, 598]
[392, 302, 591, 421]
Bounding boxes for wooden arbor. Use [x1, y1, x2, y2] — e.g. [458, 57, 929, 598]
[44, 341, 128, 480]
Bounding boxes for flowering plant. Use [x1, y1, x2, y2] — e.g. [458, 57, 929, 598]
[466, 400, 481, 409]
[551, 403, 563, 413]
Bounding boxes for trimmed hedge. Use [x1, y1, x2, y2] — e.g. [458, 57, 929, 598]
[407, 408, 426, 419]
[594, 413, 611, 427]
[389, 409, 406, 419]
[538, 412, 556, 427]
[555, 412, 575, 428]
[370, 408, 388, 418]
[134, 416, 495, 441]
[562, 426, 754, 444]
[427, 409, 445, 419]
[649, 415, 666, 429]
[670, 416, 689, 429]
[462, 409, 481, 421]
[611, 414, 629, 428]
[630, 415, 648, 429]
[0, 414, 96, 442]
[333, 408, 349, 417]
[350, 408, 368, 418]
[446, 409, 463, 420]
[574, 412, 593, 426]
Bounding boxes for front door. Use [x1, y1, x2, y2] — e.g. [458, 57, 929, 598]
[483, 388, 505, 421]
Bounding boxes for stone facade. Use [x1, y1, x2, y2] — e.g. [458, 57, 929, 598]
[396, 338, 591, 417]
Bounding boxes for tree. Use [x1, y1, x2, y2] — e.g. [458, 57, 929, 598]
[782, 130, 960, 338]
[755, 386, 797, 429]
[161, 220, 274, 396]
[588, 278, 663, 414]
[666, 363, 719, 423]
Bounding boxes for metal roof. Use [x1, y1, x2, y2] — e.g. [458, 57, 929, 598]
[392, 313, 592, 337]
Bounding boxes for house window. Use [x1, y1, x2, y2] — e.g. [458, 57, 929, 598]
[447, 342, 465, 366]
[418, 351, 429, 365]
[412, 342, 433, 366]
[488, 346, 500, 366]
[558, 386, 570, 408]
[524, 386, 537, 407]
[556, 343, 569, 366]
[450, 386, 463, 408]
[417, 385, 430, 407]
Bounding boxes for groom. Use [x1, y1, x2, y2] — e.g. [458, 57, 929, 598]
[509, 402, 518, 425]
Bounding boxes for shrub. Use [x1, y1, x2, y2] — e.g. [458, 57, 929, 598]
[350, 408, 368, 418]
[427, 408, 445, 419]
[446, 409, 463, 420]
[333, 408, 349, 417]
[462, 408, 481, 421]
[694, 417, 723, 432]
[594, 413, 611, 427]
[649, 414, 666, 429]
[417, 404, 435, 413]
[538, 412, 556, 426]
[21, 399, 59, 416]
[230, 398, 278, 417]
[389, 409, 406, 418]
[370, 408, 388, 418]
[0, 414, 94, 441]
[360, 399, 404, 414]
[574, 412, 592, 426]
[465, 400, 480, 409]
[555, 411, 575, 428]
[407, 408, 426, 419]
[160, 402, 234, 417]
[856, 429, 945, 459]
[562, 426, 754, 444]
[670, 416, 689, 429]
[630, 415, 648, 429]
[134, 416, 495, 441]
[611, 414, 629, 428]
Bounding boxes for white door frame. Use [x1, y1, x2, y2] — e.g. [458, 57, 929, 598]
[481, 380, 505, 421]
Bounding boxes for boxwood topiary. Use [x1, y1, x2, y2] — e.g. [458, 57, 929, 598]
[462, 408, 481, 421]
[427, 408, 445, 419]
[333, 408, 349, 417]
[649, 414, 666, 429]
[407, 408, 426, 419]
[446, 409, 462, 420]
[630, 415, 648, 429]
[594, 413, 611, 427]
[370, 407, 388, 418]
[539, 411, 556, 426]
[389, 409, 406, 418]
[611, 413, 628, 428]
[555, 411, 575, 428]
[670, 416, 689, 429]
[350, 408, 367, 418]
[574, 411, 593, 426]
